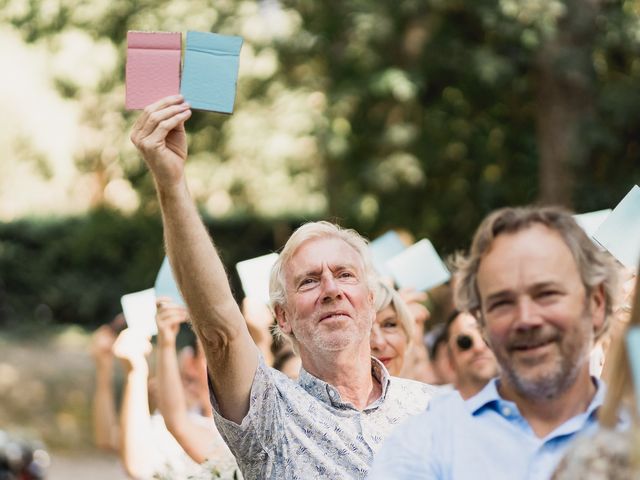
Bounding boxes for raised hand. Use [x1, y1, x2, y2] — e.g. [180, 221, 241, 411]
[155, 297, 190, 348]
[130, 95, 192, 189]
[112, 328, 152, 373]
[91, 324, 117, 364]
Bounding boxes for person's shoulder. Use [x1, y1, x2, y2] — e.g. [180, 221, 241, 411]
[390, 376, 448, 398]
[368, 401, 441, 479]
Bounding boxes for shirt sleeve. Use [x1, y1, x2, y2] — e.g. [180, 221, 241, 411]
[367, 410, 439, 480]
[208, 354, 285, 462]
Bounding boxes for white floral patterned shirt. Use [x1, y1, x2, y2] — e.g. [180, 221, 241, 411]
[209, 355, 439, 480]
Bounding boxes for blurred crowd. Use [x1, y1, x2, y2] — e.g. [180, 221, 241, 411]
[2, 95, 638, 480]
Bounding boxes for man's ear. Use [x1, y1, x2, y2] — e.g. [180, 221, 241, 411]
[274, 304, 292, 335]
[590, 284, 606, 335]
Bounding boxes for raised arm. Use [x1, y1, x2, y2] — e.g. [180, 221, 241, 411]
[130, 96, 258, 424]
[155, 299, 218, 463]
[112, 328, 156, 479]
[90, 324, 119, 451]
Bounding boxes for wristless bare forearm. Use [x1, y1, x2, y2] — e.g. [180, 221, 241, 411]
[156, 181, 243, 342]
[155, 178, 259, 425]
[156, 343, 188, 427]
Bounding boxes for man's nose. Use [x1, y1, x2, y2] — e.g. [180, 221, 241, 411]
[470, 333, 486, 353]
[320, 274, 341, 301]
[514, 297, 543, 329]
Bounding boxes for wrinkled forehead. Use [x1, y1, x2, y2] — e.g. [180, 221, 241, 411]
[284, 236, 366, 281]
[477, 225, 579, 290]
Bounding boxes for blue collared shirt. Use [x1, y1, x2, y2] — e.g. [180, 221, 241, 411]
[368, 377, 606, 480]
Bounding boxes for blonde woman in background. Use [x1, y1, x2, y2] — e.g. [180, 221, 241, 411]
[370, 281, 416, 377]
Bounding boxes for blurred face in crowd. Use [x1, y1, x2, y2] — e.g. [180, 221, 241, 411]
[476, 224, 605, 400]
[180, 339, 210, 414]
[370, 305, 409, 376]
[447, 312, 498, 398]
[432, 339, 457, 385]
[278, 237, 375, 358]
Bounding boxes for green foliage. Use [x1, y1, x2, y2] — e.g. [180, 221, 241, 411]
[0, 208, 304, 329]
[0, 0, 639, 315]
[278, 0, 640, 252]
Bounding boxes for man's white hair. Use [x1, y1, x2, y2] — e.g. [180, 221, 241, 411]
[269, 221, 377, 348]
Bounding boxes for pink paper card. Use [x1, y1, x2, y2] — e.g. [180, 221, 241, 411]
[125, 31, 182, 110]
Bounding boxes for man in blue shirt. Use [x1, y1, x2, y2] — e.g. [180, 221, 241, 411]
[369, 206, 620, 480]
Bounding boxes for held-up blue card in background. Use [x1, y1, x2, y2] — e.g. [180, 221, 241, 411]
[625, 326, 640, 414]
[236, 253, 279, 305]
[154, 256, 185, 307]
[593, 185, 640, 269]
[369, 231, 407, 278]
[181, 31, 243, 113]
[386, 239, 450, 292]
[573, 209, 612, 239]
[121, 288, 158, 337]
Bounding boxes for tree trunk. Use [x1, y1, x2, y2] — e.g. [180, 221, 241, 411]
[535, 0, 600, 207]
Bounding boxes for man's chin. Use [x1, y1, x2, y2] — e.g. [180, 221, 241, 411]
[312, 333, 358, 352]
[508, 369, 568, 398]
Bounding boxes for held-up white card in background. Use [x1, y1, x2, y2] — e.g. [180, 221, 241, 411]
[369, 231, 407, 277]
[386, 239, 450, 292]
[573, 209, 612, 238]
[236, 252, 279, 304]
[593, 185, 640, 269]
[121, 288, 158, 337]
[154, 256, 185, 307]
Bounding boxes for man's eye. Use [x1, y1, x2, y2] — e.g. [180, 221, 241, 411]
[540, 290, 558, 297]
[338, 271, 355, 279]
[299, 278, 317, 288]
[488, 300, 510, 312]
[538, 290, 560, 300]
[383, 321, 398, 329]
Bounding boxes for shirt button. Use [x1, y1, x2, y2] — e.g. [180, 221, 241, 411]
[501, 407, 512, 417]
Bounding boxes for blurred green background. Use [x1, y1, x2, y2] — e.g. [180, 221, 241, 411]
[0, 0, 639, 460]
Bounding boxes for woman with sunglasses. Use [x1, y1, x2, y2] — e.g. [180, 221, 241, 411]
[370, 281, 416, 377]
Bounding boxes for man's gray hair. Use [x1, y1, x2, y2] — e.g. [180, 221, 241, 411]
[269, 221, 378, 346]
[454, 206, 620, 340]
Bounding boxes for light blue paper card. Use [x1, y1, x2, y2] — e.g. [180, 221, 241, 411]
[236, 252, 278, 304]
[121, 288, 157, 337]
[573, 209, 611, 238]
[181, 31, 243, 113]
[154, 256, 185, 307]
[625, 326, 640, 414]
[369, 231, 407, 277]
[386, 239, 450, 292]
[593, 185, 640, 269]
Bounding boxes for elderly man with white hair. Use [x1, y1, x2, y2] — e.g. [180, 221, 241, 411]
[130, 95, 437, 480]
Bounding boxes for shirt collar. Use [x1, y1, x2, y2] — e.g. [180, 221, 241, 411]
[466, 376, 606, 415]
[297, 357, 391, 410]
[465, 376, 606, 438]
